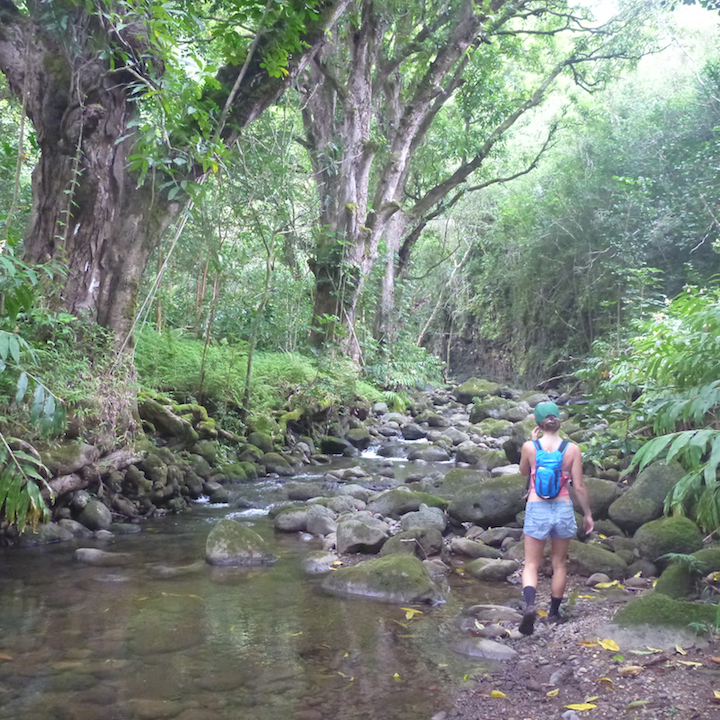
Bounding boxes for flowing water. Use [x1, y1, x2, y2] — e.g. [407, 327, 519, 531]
[0, 451, 513, 720]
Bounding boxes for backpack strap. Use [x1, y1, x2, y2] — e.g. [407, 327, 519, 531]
[558, 439, 569, 454]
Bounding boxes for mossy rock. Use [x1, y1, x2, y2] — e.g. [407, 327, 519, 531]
[138, 399, 199, 448]
[570, 477, 620, 519]
[447, 474, 526, 526]
[238, 461, 259, 480]
[465, 558, 519, 582]
[455, 378, 501, 405]
[474, 418, 514, 438]
[205, 518, 277, 566]
[614, 593, 717, 628]
[367, 489, 448, 518]
[239, 445, 264, 463]
[567, 540, 627, 579]
[248, 431, 274, 454]
[192, 440, 218, 466]
[379, 528, 444, 558]
[608, 461, 684, 533]
[346, 427, 372, 450]
[196, 419, 217, 440]
[41, 442, 100, 476]
[469, 397, 514, 424]
[259, 452, 294, 477]
[174, 403, 209, 424]
[634, 516, 703, 562]
[319, 436, 355, 456]
[655, 546, 720, 599]
[321, 555, 443, 604]
[219, 463, 248, 483]
[139, 453, 168, 487]
[440, 468, 490, 497]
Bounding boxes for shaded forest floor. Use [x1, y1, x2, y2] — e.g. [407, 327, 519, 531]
[447, 578, 720, 720]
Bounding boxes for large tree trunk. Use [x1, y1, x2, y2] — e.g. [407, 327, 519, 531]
[0, 0, 349, 344]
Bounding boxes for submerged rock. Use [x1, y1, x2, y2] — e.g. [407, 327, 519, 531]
[321, 555, 443, 604]
[74, 548, 132, 566]
[205, 518, 277, 566]
[452, 638, 517, 660]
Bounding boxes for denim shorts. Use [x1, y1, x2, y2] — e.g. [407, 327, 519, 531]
[523, 498, 577, 540]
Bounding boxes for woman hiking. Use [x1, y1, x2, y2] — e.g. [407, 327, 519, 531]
[518, 401, 594, 635]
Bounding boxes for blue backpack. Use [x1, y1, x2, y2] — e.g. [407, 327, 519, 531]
[532, 439, 569, 499]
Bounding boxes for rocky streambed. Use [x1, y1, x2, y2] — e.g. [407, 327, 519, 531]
[4, 377, 720, 719]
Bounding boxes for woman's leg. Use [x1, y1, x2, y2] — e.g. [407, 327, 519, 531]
[549, 536, 571, 610]
[522, 535, 546, 591]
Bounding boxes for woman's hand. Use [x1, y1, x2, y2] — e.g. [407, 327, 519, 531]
[531, 426, 542, 442]
[584, 514, 594, 535]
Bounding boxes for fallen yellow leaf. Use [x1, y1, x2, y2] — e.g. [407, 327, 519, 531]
[676, 645, 687, 655]
[475, 620, 485, 630]
[547, 689, 560, 697]
[677, 661, 703, 668]
[393, 673, 401, 681]
[490, 690, 506, 698]
[537, 609, 548, 618]
[402, 607, 423, 620]
[332, 560, 343, 566]
[598, 638, 620, 652]
[579, 595, 596, 600]
[710, 657, 720, 664]
[595, 677, 614, 686]
[564, 703, 597, 711]
[646, 647, 662, 653]
[594, 581, 619, 589]
[598, 533, 608, 539]
[585, 696, 599, 702]
[619, 665, 643, 676]
[633, 571, 642, 578]
[578, 640, 598, 647]
[714, 690, 720, 699]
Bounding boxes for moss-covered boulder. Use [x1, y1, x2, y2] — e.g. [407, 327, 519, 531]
[654, 546, 720, 599]
[566, 540, 627, 579]
[188, 453, 213, 479]
[455, 378, 501, 405]
[449, 538, 503, 560]
[469, 397, 515, 424]
[174, 403, 209, 424]
[634, 517, 703, 562]
[614, 593, 717, 628]
[259, 452, 294, 477]
[473, 418, 513, 438]
[239, 445, 264, 463]
[192, 440, 218, 466]
[447, 474, 526, 526]
[608, 462, 684, 533]
[248, 431, 274, 454]
[570, 477, 620, 519]
[319, 436, 355, 456]
[502, 419, 537, 464]
[407, 445, 451, 462]
[321, 555, 443, 604]
[138, 398, 198, 448]
[77, 499, 112, 531]
[440, 468, 489, 497]
[379, 528, 444, 558]
[220, 463, 249, 483]
[465, 558, 519, 582]
[140, 453, 169, 486]
[238, 461, 259, 480]
[41, 442, 100, 476]
[336, 514, 390, 554]
[366, 488, 448, 518]
[346, 427, 372, 450]
[205, 518, 277, 566]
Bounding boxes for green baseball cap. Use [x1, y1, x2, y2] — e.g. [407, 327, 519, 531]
[534, 401, 560, 424]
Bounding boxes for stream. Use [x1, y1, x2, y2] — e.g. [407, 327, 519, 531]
[0, 447, 515, 720]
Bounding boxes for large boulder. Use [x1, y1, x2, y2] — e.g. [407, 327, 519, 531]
[336, 514, 390, 554]
[321, 555, 443, 604]
[608, 462, 684, 533]
[407, 446, 450, 462]
[400, 503, 446, 533]
[570, 477, 621, 519]
[366, 488, 447, 518]
[502, 418, 537, 464]
[346, 427, 372, 450]
[465, 558, 519, 582]
[319, 436, 356, 455]
[248, 431, 274, 454]
[18, 522, 74, 546]
[634, 516, 703, 562]
[566, 540, 627, 579]
[77, 498, 112, 531]
[449, 538, 502, 560]
[259, 452, 294, 477]
[41, 442, 100, 476]
[380, 528, 444, 558]
[447, 474, 527, 525]
[455, 378, 501, 404]
[455, 444, 507, 470]
[469, 397, 515, 424]
[205, 518, 277, 566]
[138, 398, 199, 447]
[473, 418, 513, 438]
[655, 547, 720, 599]
[440, 468, 489, 497]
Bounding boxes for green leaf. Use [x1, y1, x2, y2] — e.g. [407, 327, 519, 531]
[30, 385, 45, 423]
[0, 333, 9, 361]
[15, 372, 28, 405]
[631, 434, 676, 472]
[8, 335, 20, 364]
[44, 394, 56, 419]
[666, 431, 698, 464]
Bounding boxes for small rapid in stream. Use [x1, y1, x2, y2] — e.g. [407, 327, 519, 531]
[0, 447, 515, 720]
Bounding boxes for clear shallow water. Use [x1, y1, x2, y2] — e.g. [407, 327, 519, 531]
[0, 457, 512, 720]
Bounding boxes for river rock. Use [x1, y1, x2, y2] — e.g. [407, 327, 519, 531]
[455, 444, 507, 470]
[18, 521, 75, 546]
[449, 538, 503, 559]
[401, 423, 427, 440]
[407, 446, 451, 462]
[473, 417, 514, 438]
[465, 557, 519, 581]
[259, 452, 294, 476]
[321, 555, 443, 604]
[248, 431, 274, 453]
[440, 427, 469, 445]
[285, 482, 324, 501]
[455, 378, 502, 404]
[305, 505, 338, 536]
[401, 503, 446, 533]
[466, 604, 523, 623]
[633, 516, 703, 562]
[453, 638, 517, 660]
[336, 514, 390, 554]
[608, 461, 684, 533]
[319, 436, 355, 455]
[447, 474, 526, 525]
[469, 397, 515, 424]
[504, 402, 531, 423]
[491, 464, 521, 477]
[302, 551, 339, 575]
[326, 466, 369, 481]
[569, 476, 621, 519]
[205, 518, 277, 566]
[586, 572, 611, 587]
[440, 468, 489, 496]
[274, 505, 313, 532]
[567, 539, 627, 579]
[380, 528, 444, 558]
[502, 419, 536, 464]
[58, 518, 94, 537]
[139, 398, 199, 447]
[367, 488, 447, 517]
[77, 499, 112, 531]
[74, 548, 132, 566]
[346, 427, 372, 449]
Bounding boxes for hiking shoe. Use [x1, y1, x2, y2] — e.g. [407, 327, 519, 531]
[518, 605, 536, 635]
[548, 612, 564, 625]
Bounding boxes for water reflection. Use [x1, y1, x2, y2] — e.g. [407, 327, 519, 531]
[0, 505, 512, 720]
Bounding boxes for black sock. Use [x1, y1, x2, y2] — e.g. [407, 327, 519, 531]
[523, 586, 537, 608]
[550, 596, 562, 616]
